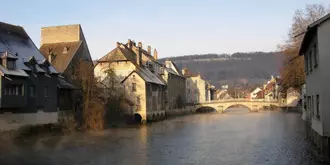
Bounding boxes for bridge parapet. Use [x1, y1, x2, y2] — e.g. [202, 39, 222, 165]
[189, 99, 279, 113]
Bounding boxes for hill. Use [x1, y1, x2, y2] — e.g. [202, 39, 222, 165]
[158, 52, 283, 88]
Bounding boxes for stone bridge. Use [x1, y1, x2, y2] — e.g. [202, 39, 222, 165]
[192, 99, 279, 113]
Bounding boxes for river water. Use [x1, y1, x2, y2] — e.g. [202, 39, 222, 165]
[0, 108, 326, 165]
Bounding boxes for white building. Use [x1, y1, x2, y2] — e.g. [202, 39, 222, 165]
[250, 87, 262, 99]
[298, 13, 330, 151]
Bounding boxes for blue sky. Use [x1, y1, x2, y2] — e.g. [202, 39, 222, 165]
[2, 0, 329, 60]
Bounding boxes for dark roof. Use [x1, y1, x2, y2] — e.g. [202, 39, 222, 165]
[0, 22, 58, 77]
[299, 13, 330, 55]
[39, 41, 82, 73]
[58, 76, 75, 89]
[0, 22, 29, 39]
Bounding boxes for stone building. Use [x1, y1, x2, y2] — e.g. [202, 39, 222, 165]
[298, 13, 330, 156]
[182, 68, 208, 103]
[163, 60, 186, 109]
[94, 40, 166, 122]
[0, 22, 71, 130]
[39, 24, 93, 112]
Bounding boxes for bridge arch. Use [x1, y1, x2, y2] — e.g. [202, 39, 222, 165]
[222, 104, 253, 112]
[195, 106, 218, 113]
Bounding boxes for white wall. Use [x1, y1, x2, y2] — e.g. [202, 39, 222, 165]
[318, 19, 330, 137]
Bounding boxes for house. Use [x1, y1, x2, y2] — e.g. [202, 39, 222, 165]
[286, 87, 300, 107]
[164, 60, 186, 109]
[0, 22, 72, 130]
[39, 24, 93, 112]
[207, 84, 216, 101]
[215, 89, 232, 100]
[298, 13, 330, 155]
[263, 76, 280, 101]
[182, 68, 208, 103]
[250, 87, 262, 99]
[94, 40, 167, 122]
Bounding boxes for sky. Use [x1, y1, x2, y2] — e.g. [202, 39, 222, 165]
[2, 0, 329, 60]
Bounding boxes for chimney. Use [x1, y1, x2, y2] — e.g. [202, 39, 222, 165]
[136, 47, 142, 65]
[182, 68, 186, 75]
[147, 46, 151, 55]
[48, 54, 53, 63]
[128, 39, 132, 49]
[153, 49, 158, 60]
[138, 42, 142, 48]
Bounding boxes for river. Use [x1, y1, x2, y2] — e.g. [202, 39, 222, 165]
[0, 108, 326, 165]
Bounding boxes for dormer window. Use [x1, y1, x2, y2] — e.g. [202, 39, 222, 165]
[1, 51, 18, 70]
[7, 60, 15, 70]
[48, 53, 55, 63]
[63, 46, 69, 54]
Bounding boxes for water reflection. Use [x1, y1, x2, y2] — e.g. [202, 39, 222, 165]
[0, 110, 326, 165]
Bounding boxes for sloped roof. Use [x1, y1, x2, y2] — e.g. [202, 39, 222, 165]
[39, 41, 82, 73]
[0, 22, 58, 77]
[121, 68, 166, 85]
[58, 76, 75, 89]
[164, 60, 184, 76]
[299, 13, 330, 55]
[100, 43, 165, 85]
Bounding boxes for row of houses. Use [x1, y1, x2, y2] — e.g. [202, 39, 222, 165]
[0, 21, 217, 130]
[94, 40, 216, 122]
[248, 76, 281, 100]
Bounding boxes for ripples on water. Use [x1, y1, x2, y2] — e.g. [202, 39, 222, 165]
[0, 108, 326, 165]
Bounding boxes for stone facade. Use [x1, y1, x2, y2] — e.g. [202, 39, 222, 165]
[163, 60, 186, 109]
[183, 70, 207, 103]
[94, 40, 167, 122]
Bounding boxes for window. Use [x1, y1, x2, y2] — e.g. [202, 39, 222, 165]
[311, 95, 314, 117]
[136, 96, 140, 105]
[309, 50, 313, 72]
[4, 85, 23, 96]
[316, 95, 320, 119]
[132, 83, 136, 92]
[29, 86, 35, 97]
[308, 96, 312, 116]
[313, 44, 318, 67]
[305, 53, 309, 74]
[44, 86, 48, 97]
[136, 96, 141, 111]
[7, 60, 15, 70]
[188, 89, 191, 94]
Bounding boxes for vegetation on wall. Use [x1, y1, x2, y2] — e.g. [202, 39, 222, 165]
[74, 60, 126, 130]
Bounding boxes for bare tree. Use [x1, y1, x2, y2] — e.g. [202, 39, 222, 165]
[279, 4, 329, 92]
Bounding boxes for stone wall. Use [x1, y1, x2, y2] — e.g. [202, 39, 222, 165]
[41, 25, 81, 45]
[0, 111, 58, 131]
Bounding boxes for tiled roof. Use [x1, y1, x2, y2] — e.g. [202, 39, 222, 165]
[100, 43, 165, 85]
[0, 22, 58, 77]
[39, 41, 82, 73]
